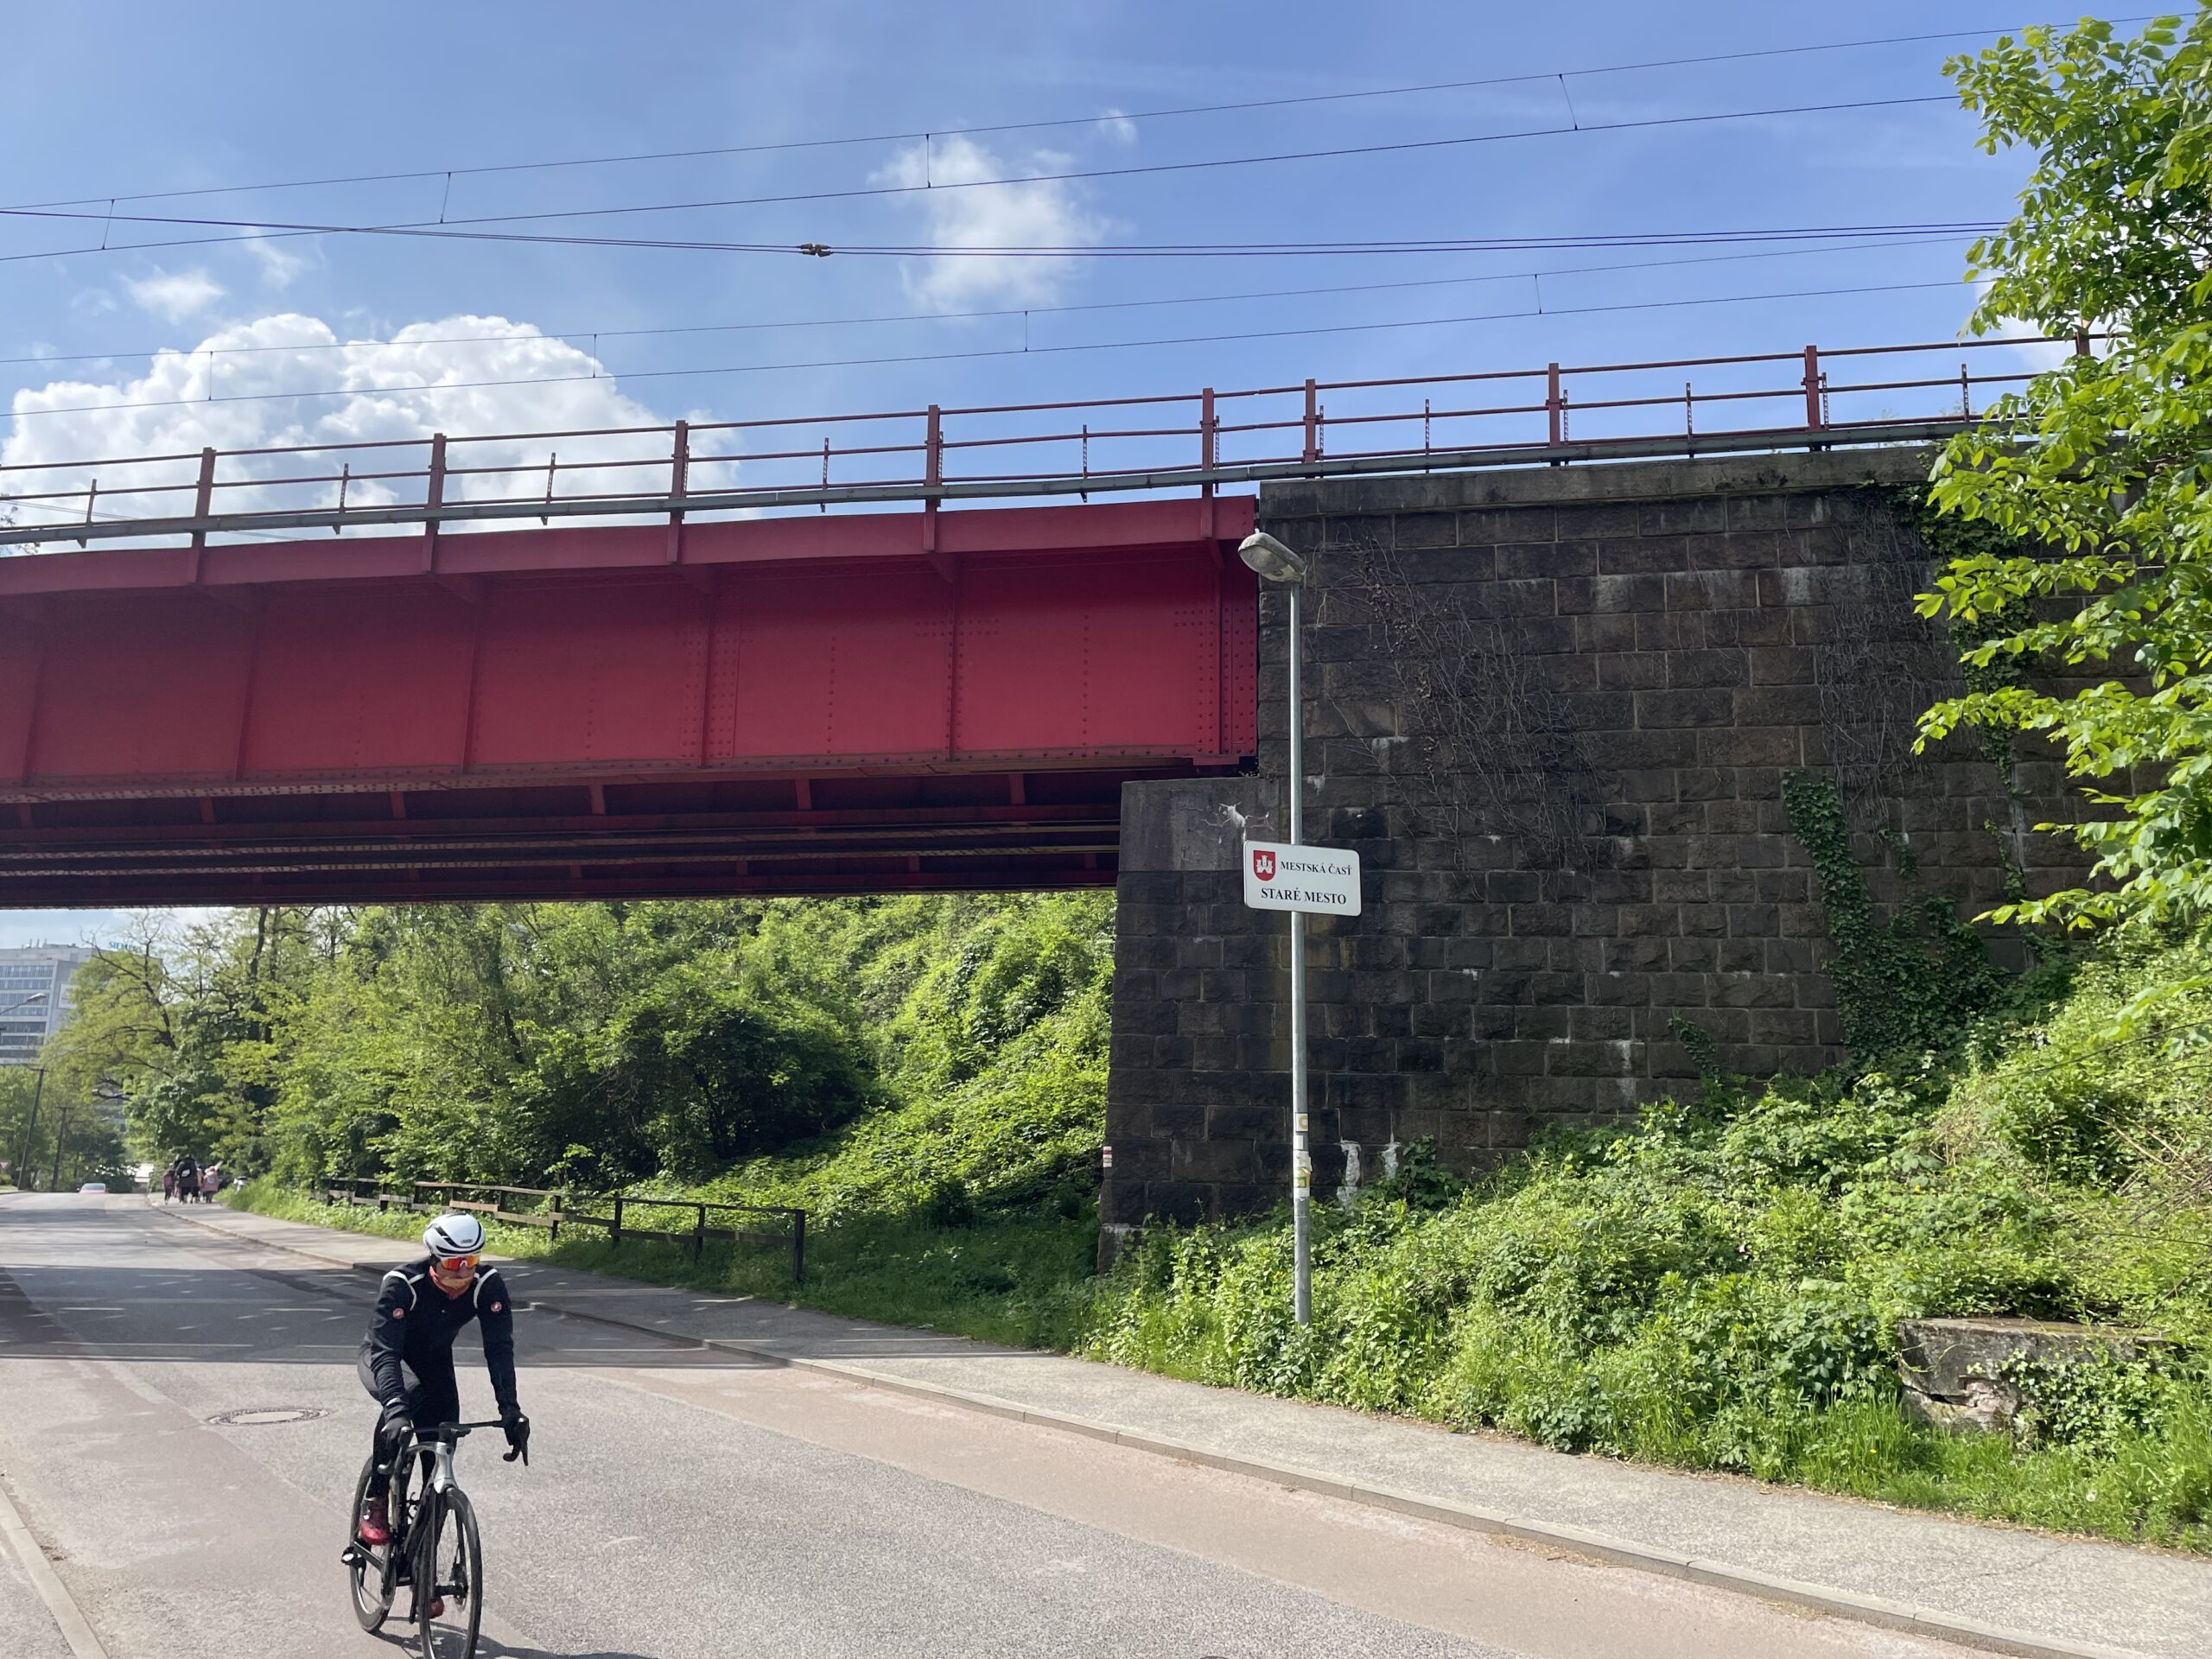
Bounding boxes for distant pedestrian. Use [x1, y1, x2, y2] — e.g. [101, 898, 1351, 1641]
[175, 1156, 200, 1204]
[162, 1168, 175, 1203]
[200, 1165, 219, 1202]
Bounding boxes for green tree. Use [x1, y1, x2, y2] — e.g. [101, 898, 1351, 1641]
[1916, 11, 2212, 926]
[49, 908, 340, 1169]
[0, 1065, 49, 1187]
[33, 892, 1113, 1215]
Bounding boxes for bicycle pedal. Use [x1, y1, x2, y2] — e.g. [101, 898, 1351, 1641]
[339, 1543, 366, 1568]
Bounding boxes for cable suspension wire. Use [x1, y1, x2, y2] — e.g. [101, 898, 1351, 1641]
[0, 93, 1968, 264]
[0, 17, 2147, 213]
[0, 207, 2007, 270]
[1, 275, 1975, 423]
[0, 232, 1974, 371]
[320, 96, 1981, 232]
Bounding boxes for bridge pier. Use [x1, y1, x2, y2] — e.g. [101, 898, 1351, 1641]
[1100, 448, 2075, 1251]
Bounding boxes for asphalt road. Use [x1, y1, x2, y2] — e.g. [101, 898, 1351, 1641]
[0, 1194, 1986, 1659]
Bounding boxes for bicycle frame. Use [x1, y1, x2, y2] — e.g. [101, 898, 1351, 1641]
[421, 1434, 461, 1497]
[345, 1420, 503, 1569]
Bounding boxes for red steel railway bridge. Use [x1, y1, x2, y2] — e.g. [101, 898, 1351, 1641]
[0, 334, 2072, 906]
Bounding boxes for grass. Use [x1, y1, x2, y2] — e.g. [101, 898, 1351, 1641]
[231, 1180, 1099, 1351]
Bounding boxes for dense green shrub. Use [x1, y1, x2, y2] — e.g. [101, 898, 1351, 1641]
[1082, 931, 2212, 1549]
[685, 893, 1114, 1222]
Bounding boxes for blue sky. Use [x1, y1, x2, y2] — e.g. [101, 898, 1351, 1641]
[0, 3, 2107, 946]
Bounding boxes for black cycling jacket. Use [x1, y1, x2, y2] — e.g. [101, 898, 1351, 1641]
[363, 1255, 518, 1417]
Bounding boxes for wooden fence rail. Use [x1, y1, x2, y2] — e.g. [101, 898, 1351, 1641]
[314, 1177, 807, 1282]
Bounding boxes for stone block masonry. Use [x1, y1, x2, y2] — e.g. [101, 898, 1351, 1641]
[1100, 448, 2082, 1243]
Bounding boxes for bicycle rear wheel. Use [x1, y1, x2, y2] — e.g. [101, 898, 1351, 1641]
[345, 1453, 395, 1633]
[414, 1488, 483, 1659]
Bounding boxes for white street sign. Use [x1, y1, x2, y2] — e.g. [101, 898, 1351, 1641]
[1241, 839, 1362, 916]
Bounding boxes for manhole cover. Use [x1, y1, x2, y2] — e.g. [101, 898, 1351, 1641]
[207, 1407, 328, 1427]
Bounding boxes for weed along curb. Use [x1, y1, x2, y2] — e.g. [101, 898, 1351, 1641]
[379, 1260, 2164, 1659]
[159, 1201, 2152, 1659]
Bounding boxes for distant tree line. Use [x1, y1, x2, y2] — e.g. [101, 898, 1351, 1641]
[40, 893, 1113, 1208]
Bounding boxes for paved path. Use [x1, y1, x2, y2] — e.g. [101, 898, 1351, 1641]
[166, 1194, 2212, 1659]
[0, 1192, 2011, 1659]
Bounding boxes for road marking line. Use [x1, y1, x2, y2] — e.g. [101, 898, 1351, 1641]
[0, 1473, 111, 1659]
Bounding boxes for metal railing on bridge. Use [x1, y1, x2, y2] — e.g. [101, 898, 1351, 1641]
[0, 332, 2097, 550]
[315, 1176, 807, 1284]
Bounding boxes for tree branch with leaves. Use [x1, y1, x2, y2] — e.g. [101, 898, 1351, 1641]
[1916, 10, 2212, 926]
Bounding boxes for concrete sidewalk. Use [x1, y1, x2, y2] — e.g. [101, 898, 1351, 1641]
[157, 1197, 2209, 1659]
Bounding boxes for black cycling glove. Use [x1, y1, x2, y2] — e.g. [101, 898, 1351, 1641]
[501, 1410, 531, 1465]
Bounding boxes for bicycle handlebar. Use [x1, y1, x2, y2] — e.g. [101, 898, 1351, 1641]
[411, 1420, 510, 1442]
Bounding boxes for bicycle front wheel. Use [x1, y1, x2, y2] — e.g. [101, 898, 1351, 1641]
[346, 1453, 394, 1633]
[415, 1489, 483, 1659]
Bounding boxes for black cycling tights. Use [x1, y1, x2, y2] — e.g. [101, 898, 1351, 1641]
[355, 1349, 460, 1501]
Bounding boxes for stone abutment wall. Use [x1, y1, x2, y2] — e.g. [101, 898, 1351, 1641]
[1099, 447, 2076, 1244]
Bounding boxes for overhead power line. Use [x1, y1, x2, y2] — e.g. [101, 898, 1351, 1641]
[0, 232, 1974, 372]
[383, 98, 1978, 233]
[0, 18, 2145, 214]
[2, 274, 1974, 423]
[0, 93, 1967, 267]
[0, 219, 2005, 270]
[0, 194, 2005, 279]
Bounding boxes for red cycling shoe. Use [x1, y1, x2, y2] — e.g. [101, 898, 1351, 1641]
[356, 1497, 391, 1547]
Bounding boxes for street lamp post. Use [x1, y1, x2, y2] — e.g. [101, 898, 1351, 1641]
[48, 1103, 71, 1192]
[88, 1079, 124, 1193]
[16, 1065, 45, 1189]
[1238, 531, 1315, 1326]
[2, 991, 49, 1189]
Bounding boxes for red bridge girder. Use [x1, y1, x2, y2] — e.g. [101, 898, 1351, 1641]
[0, 497, 1257, 905]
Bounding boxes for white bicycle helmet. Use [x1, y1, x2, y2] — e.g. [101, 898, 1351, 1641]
[423, 1212, 486, 1259]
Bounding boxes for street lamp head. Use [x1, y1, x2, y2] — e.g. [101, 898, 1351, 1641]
[1237, 531, 1307, 585]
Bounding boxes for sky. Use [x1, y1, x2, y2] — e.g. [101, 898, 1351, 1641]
[0, 2, 2114, 948]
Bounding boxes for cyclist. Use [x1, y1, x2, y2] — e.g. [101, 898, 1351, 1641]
[354, 1212, 529, 1580]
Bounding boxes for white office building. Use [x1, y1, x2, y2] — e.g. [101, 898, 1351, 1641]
[0, 945, 97, 1065]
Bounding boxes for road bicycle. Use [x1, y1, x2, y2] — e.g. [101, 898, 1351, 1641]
[341, 1418, 527, 1658]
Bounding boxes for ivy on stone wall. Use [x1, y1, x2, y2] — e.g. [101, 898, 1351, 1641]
[1783, 770, 2012, 1058]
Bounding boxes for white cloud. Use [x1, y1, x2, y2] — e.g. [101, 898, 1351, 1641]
[3, 313, 729, 538]
[1996, 316, 2076, 373]
[1968, 304, 2080, 378]
[1097, 110, 1139, 146]
[122, 268, 226, 322]
[876, 134, 1107, 311]
[241, 233, 312, 289]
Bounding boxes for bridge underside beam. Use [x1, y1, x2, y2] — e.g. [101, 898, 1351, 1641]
[0, 770, 1162, 904]
[0, 498, 1257, 905]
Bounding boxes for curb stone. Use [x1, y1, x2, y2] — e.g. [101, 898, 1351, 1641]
[0, 1470, 111, 1659]
[157, 1201, 2155, 1659]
